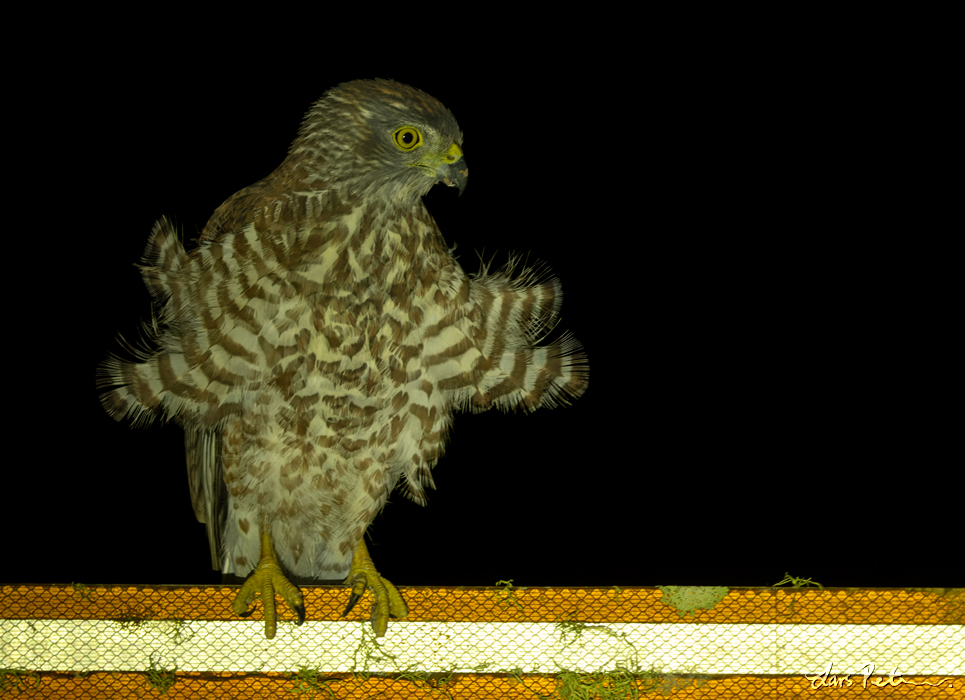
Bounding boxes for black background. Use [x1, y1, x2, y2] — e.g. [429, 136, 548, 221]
[6, 14, 959, 594]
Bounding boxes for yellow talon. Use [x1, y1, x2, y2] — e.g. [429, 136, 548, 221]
[343, 539, 407, 637]
[232, 526, 305, 639]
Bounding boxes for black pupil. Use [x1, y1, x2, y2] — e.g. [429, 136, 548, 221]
[401, 131, 414, 145]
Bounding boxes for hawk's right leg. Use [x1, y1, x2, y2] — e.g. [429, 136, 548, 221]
[343, 538, 408, 637]
[232, 525, 305, 639]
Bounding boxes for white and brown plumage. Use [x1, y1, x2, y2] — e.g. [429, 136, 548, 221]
[100, 79, 587, 637]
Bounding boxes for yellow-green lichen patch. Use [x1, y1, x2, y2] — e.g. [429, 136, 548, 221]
[658, 586, 729, 618]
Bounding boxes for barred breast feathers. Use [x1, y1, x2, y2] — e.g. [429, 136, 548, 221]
[98, 194, 449, 429]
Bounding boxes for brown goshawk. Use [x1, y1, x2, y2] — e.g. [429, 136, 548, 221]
[100, 79, 587, 638]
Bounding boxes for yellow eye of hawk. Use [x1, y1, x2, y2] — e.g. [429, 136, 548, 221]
[393, 126, 422, 151]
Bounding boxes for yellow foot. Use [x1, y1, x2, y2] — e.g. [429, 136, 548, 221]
[232, 527, 305, 639]
[343, 539, 407, 637]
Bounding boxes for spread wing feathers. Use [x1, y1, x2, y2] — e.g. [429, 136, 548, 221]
[184, 426, 227, 571]
[100, 219, 587, 432]
[98, 217, 194, 425]
[98, 216, 257, 430]
[460, 258, 588, 413]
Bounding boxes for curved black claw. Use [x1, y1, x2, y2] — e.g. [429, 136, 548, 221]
[294, 603, 306, 626]
[343, 592, 362, 617]
[238, 608, 255, 619]
[342, 539, 408, 636]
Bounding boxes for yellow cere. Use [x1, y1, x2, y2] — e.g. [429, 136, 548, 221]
[444, 142, 463, 163]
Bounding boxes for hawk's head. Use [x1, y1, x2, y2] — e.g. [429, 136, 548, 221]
[289, 79, 467, 203]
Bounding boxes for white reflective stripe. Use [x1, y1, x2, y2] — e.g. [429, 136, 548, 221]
[1, 620, 960, 675]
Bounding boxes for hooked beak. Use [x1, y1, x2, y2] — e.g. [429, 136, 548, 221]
[437, 141, 467, 195]
[439, 158, 468, 195]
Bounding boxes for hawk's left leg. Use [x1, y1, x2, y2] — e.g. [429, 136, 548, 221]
[343, 538, 407, 637]
[232, 525, 305, 639]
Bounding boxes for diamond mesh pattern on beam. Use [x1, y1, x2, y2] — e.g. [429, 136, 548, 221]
[1, 584, 961, 698]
